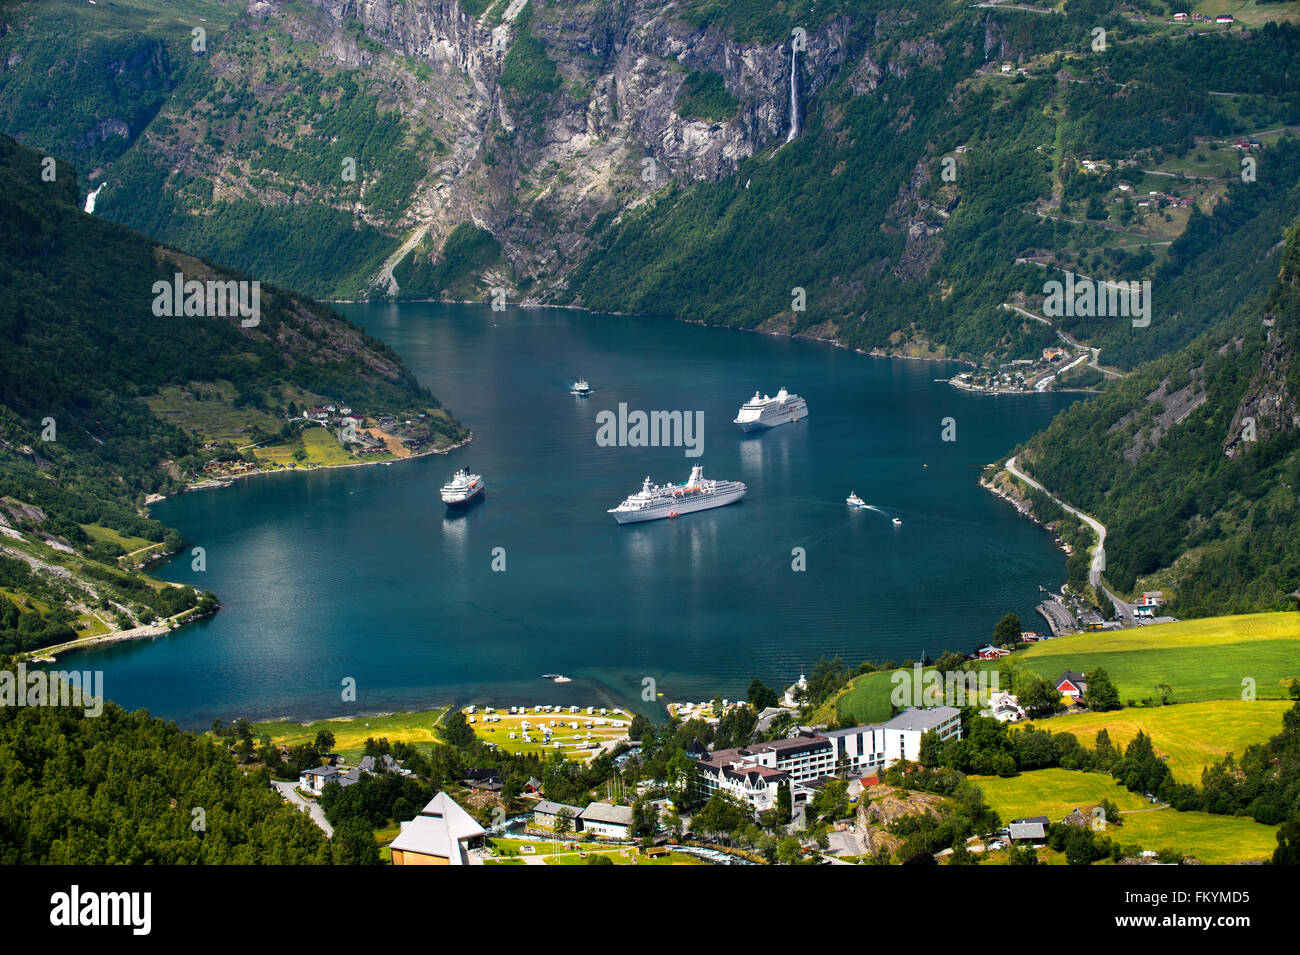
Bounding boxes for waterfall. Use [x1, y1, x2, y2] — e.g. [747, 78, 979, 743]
[83, 182, 105, 214]
[785, 43, 800, 143]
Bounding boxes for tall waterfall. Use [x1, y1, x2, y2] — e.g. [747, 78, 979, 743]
[83, 182, 105, 214]
[785, 42, 800, 143]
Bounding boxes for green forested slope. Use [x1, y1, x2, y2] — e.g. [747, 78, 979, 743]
[567, 18, 1300, 367]
[0, 702, 332, 864]
[1009, 220, 1300, 615]
[0, 133, 463, 652]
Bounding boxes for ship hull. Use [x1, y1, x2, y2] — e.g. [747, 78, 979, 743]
[442, 484, 486, 508]
[610, 487, 746, 524]
[734, 405, 807, 431]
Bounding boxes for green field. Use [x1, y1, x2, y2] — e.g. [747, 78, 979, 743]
[469, 706, 632, 762]
[1024, 700, 1291, 783]
[249, 708, 450, 758]
[146, 382, 286, 444]
[990, 612, 1300, 704]
[973, 769, 1279, 864]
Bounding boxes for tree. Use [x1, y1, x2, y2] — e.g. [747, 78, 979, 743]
[1274, 819, 1300, 865]
[1082, 668, 1121, 711]
[747, 678, 779, 710]
[993, 613, 1021, 648]
[554, 808, 573, 840]
[441, 709, 475, 748]
[1007, 841, 1040, 865]
[777, 835, 806, 865]
[918, 729, 944, 768]
[1017, 674, 1063, 718]
[314, 730, 336, 753]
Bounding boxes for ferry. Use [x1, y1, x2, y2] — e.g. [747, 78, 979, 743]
[440, 469, 485, 507]
[847, 492, 867, 508]
[570, 378, 591, 396]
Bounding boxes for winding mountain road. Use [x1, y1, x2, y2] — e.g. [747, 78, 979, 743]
[1004, 456, 1133, 622]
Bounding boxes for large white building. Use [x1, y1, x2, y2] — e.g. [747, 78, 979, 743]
[692, 707, 962, 810]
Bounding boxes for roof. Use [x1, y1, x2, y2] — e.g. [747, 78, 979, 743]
[1057, 670, 1086, 686]
[533, 801, 580, 816]
[1009, 821, 1047, 840]
[417, 791, 485, 842]
[579, 802, 634, 826]
[390, 816, 466, 863]
[880, 706, 961, 733]
[701, 734, 831, 768]
[301, 765, 338, 778]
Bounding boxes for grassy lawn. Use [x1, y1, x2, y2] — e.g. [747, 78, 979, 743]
[298, 425, 363, 465]
[78, 523, 153, 554]
[972, 769, 1278, 864]
[249, 707, 449, 758]
[1022, 700, 1291, 783]
[989, 612, 1300, 704]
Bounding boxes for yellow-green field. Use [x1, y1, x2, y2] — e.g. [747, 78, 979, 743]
[468, 706, 633, 762]
[79, 523, 153, 554]
[1023, 700, 1291, 783]
[991, 612, 1300, 703]
[250, 708, 450, 758]
[972, 769, 1279, 864]
[255, 423, 396, 469]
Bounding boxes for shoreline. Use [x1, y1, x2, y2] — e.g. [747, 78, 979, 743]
[28, 605, 218, 662]
[334, 295, 977, 369]
[146, 432, 474, 507]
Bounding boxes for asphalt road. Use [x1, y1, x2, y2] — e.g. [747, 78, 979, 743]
[1005, 456, 1133, 620]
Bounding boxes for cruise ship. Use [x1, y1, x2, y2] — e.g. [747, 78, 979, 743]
[440, 468, 485, 507]
[733, 387, 808, 431]
[608, 464, 746, 524]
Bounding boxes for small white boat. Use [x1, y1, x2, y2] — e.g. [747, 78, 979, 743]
[892, 517, 902, 526]
[846, 492, 867, 508]
[570, 378, 591, 396]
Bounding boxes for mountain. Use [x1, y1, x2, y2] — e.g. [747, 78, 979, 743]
[3, 0, 1297, 368]
[0, 132, 465, 656]
[997, 218, 1300, 617]
[3, 0, 1300, 618]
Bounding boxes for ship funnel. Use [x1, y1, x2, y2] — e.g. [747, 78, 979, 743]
[688, 464, 704, 485]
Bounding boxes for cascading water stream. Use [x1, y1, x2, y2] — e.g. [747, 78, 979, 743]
[785, 41, 800, 142]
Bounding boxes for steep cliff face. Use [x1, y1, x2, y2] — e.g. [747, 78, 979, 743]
[1226, 229, 1300, 457]
[19, 0, 864, 300]
[296, 0, 862, 294]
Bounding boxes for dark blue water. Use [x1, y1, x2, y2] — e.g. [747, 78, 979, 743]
[73, 303, 1079, 727]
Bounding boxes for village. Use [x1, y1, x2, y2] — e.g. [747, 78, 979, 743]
[193, 403, 447, 483]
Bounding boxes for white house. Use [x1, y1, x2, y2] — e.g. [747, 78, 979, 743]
[578, 802, 634, 839]
[988, 691, 1027, 723]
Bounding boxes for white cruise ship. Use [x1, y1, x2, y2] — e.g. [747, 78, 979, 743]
[733, 387, 808, 431]
[440, 468, 485, 507]
[608, 464, 746, 524]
